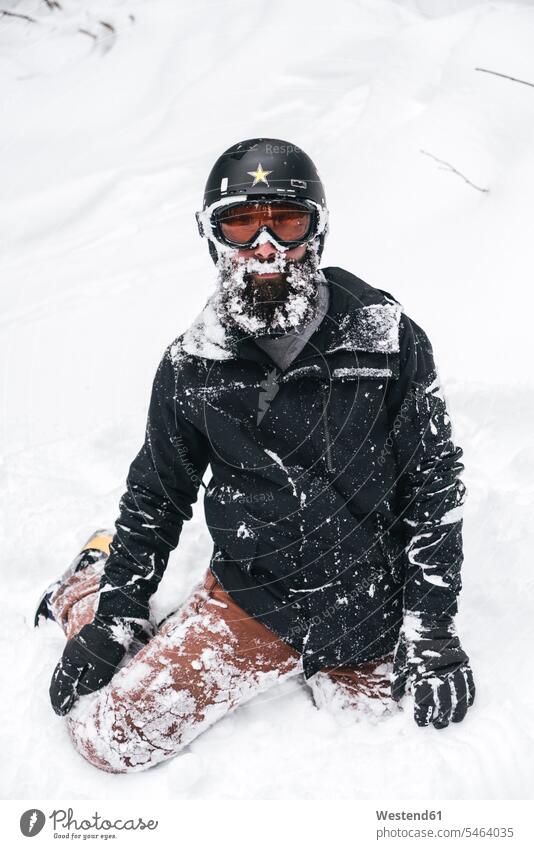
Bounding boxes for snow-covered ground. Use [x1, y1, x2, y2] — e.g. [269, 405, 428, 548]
[1, 0, 533, 799]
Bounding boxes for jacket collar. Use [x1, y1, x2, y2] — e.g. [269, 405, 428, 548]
[176, 266, 402, 369]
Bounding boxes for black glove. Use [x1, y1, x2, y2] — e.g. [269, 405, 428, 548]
[391, 613, 475, 729]
[49, 614, 154, 716]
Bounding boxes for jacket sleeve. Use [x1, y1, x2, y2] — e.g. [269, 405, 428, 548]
[96, 346, 211, 619]
[386, 315, 467, 620]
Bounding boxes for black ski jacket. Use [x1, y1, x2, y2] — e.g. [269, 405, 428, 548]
[97, 267, 466, 679]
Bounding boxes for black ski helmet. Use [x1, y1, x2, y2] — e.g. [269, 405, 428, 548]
[196, 138, 329, 264]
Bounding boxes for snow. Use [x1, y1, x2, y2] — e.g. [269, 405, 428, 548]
[406, 530, 453, 588]
[236, 522, 253, 540]
[440, 503, 465, 525]
[326, 303, 402, 354]
[177, 297, 234, 361]
[332, 366, 393, 379]
[264, 448, 299, 499]
[1, 0, 534, 800]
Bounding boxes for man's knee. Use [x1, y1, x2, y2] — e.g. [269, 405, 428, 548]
[65, 683, 194, 774]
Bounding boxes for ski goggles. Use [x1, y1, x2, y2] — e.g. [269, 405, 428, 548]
[209, 199, 319, 249]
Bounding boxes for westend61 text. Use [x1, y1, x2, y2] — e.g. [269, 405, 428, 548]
[376, 810, 442, 821]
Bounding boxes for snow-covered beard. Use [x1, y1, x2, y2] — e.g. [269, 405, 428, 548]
[214, 240, 322, 338]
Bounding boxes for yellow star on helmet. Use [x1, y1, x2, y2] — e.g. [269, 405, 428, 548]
[247, 163, 273, 187]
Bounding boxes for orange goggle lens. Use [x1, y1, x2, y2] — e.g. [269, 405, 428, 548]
[217, 202, 313, 245]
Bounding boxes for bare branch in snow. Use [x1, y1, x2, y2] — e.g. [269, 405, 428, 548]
[420, 150, 489, 194]
[77, 21, 116, 49]
[41, 0, 62, 10]
[78, 28, 98, 41]
[475, 67, 534, 89]
[0, 9, 36, 22]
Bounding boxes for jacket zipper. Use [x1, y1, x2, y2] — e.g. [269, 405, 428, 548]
[321, 385, 334, 474]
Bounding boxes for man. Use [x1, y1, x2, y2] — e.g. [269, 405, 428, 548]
[36, 138, 475, 774]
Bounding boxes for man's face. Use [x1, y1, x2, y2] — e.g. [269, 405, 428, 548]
[213, 211, 321, 338]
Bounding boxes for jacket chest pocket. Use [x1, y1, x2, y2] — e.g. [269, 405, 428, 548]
[313, 353, 400, 475]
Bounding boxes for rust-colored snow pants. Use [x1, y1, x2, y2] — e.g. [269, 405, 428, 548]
[54, 554, 395, 774]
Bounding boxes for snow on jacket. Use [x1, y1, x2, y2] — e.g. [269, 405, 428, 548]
[97, 266, 466, 679]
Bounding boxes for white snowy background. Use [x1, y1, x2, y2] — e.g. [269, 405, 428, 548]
[1, 0, 533, 799]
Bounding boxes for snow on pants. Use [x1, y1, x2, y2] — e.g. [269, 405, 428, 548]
[54, 559, 396, 774]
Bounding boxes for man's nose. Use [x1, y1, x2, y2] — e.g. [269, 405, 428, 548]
[253, 240, 278, 260]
